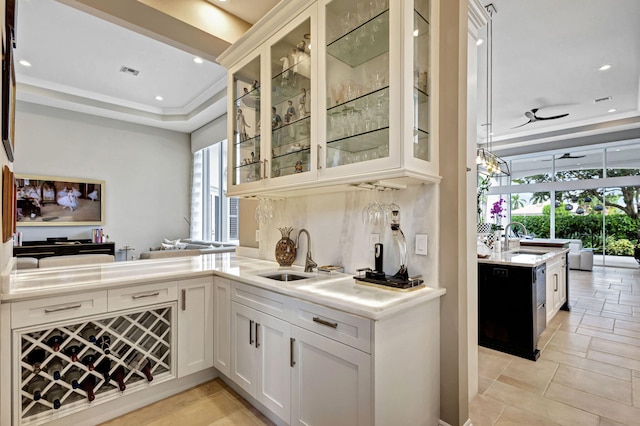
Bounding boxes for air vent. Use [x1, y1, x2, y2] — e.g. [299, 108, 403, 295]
[594, 96, 612, 103]
[120, 66, 140, 76]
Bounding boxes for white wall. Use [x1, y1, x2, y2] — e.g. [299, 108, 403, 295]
[255, 184, 439, 283]
[13, 102, 192, 260]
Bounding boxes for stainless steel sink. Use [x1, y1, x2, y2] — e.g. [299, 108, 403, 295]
[260, 273, 310, 282]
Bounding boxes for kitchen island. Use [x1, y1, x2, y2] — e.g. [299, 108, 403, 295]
[1, 254, 445, 426]
[477, 246, 569, 360]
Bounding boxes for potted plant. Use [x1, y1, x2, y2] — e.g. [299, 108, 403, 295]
[477, 175, 492, 234]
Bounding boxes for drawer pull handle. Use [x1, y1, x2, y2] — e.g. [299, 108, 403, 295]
[131, 292, 160, 300]
[290, 337, 296, 367]
[44, 304, 82, 313]
[313, 317, 338, 329]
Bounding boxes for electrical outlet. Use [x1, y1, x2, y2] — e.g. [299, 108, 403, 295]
[415, 234, 428, 255]
[369, 234, 380, 251]
[255, 230, 260, 242]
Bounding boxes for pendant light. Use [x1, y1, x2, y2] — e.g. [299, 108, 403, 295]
[477, 3, 510, 177]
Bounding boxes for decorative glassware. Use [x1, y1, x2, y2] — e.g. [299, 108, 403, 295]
[275, 227, 297, 267]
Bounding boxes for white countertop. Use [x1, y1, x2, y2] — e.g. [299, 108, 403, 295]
[1, 254, 445, 320]
[478, 247, 569, 267]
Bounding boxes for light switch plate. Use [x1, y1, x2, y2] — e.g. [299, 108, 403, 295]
[369, 234, 380, 251]
[415, 234, 428, 255]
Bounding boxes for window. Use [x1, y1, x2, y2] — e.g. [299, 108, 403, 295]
[191, 140, 238, 243]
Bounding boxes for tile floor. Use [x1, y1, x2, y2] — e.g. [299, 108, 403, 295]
[100, 378, 274, 426]
[104, 264, 640, 426]
[471, 265, 640, 426]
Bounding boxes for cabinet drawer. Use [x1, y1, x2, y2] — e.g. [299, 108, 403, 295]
[108, 281, 178, 311]
[290, 299, 371, 353]
[11, 291, 108, 328]
[231, 281, 288, 321]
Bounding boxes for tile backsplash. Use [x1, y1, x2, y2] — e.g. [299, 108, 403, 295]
[255, 183, 439, 287]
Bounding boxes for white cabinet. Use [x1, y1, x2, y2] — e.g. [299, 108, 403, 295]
[225, 279, 439, 426]
[213, 277, 231, 376]
[177, 277, 214, 377]
[231, 301, 291, 422]
[218, 0, 439, 197]
[545, 253, 567, 324]
[290, 325, 371, 426]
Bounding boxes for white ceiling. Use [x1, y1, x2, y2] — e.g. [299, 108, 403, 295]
[12, 0, 274, 133]
[13, 0, 640, 148]
[481, 0, 640, 155]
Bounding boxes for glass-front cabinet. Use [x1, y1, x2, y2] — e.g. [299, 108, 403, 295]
[219, 0, 437, 196]
[269, 17, 313, 180]
[231, 56, 262, 188]
[324, 0, 390, 169]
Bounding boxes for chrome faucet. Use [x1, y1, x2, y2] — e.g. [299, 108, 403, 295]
[503, 222, 528, 251]
[296, 229, 317, 272]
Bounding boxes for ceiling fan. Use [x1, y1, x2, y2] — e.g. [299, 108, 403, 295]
[541, 153, 586, 161]
[511, 108, 569, 129]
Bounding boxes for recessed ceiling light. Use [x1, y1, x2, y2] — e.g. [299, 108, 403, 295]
[615, 149, 620, 152]
[608, 108, 617, 113]
[477, 39, 484, 46]
[598, 64, 612, 71]
[18, 60, 31, 67]
[155, 96, 163, 101]
[193, 57, 204, 64]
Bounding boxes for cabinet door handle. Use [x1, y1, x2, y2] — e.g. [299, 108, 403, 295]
[264, 159, 269, 179]
[313, 317, 338, 329]
[181, 289, 186, 310]
[255, 323, 260, 348]
[249, 320, 254, 345]
[554, 274, 558, 291]
[290, 337, 296, 367]
[317, 145, 322, 169]
[131, 291, 160, 300]
[44, 304, 82, 313]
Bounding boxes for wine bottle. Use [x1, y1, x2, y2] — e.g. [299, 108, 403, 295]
[80, 374, 96, 402]
[81, 326, 98, 343]
[111, 365, 126, 391]
[27, 348, 47, 374]
[47, 358, 65, 381]
[46, 333, 64, 352]
[45, 385, 66, 409]
[95, 358, 111, 382]
[81, 350, 98, 371]
[96, 334, 111, 355]
[64, 342, 82, 362]
[27, 378, 47, 401]
[129, 354, 153, 382]
[64, 367, 83, 389]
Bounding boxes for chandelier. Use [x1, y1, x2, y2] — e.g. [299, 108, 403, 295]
[476, 3, 510, 177]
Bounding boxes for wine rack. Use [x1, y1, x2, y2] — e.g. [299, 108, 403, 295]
[16, 304, 175, 425]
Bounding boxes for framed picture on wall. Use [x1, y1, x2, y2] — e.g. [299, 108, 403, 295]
[2, 24, 16, 162]
[2, 166, 16, 242]
[15, 174, 105, 226]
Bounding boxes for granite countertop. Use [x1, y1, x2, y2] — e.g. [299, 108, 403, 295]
[478, 246, 569, 267]
[1, 254, 445, 320]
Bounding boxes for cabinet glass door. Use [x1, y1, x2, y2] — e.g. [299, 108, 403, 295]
[413, 0, 430, 161]
[270, 19, 312, 178]
[232, 57, 262, 185]
[325, 0, 389, 168]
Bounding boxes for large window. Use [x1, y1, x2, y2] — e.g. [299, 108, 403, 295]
[191, 140, 238, 243]
[487, 141, 640, 267]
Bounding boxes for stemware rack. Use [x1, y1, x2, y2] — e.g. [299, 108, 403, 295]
[16, 304, 174, 425]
